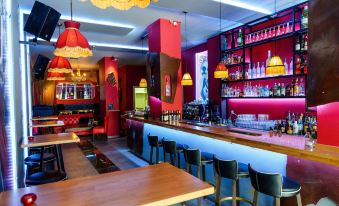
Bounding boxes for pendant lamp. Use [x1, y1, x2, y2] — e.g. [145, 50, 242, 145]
[181, 11, 193, 86]
[139, 78, 147, 87]
[47, 72, 66, 81]
[87, 0, 158, 10]
[214, 0, 228, 79]
[47, 56, 72, 73]
[54, 0, 92, 58]
[266, 0, 285, 76]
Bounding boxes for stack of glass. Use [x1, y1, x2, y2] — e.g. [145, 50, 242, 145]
[235, 114, 275, 131]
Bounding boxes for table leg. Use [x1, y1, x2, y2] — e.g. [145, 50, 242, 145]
[54, 145, 61, 172]
[57, 144, 65, 172]
[39, 146, 45, 171]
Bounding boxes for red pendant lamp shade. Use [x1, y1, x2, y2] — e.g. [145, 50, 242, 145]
[47, 72, 66, 81]
[54, 21, 93, 58]
[48, 56, 72, 73]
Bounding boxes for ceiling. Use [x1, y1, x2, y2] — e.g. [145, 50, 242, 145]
[18, 0, 306, 69]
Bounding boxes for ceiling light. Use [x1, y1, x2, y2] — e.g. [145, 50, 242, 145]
[139, 78, 147, 87]
[212, 0, 271, 14]
[48, 56, 73, 73]
[47, 72, 66, 81]
[87, 0, 158, 10]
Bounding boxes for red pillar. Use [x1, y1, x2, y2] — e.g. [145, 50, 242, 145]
[99, 57, 119, 138]
[148, 18, 183, 113]
[317, 103, 339, 146]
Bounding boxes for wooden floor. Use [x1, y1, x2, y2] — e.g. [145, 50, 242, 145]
[61, 137, 214, 206]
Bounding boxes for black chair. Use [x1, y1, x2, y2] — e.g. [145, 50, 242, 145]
[148, 134, 163, 164]
[25, 171, 67, 186]
[183, 147, 214, 206]
[248, 164, 302, 206]
[162, 139, 188, 168]
[24, 153, 56, 173]
[213, 156, 252, 206]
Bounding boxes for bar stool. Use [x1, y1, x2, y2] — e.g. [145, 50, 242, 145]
[213, 156, 252, 206]
[248, 164, 302, 206]
[148, 134, 163, 165]
[162, 139, 188, 168]
[183, 147, 214, 206]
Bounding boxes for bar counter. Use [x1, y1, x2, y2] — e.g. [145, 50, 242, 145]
[127, 116, 339, 166]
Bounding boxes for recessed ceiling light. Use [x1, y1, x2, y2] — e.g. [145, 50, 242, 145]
[20, 9, 134, 29]
[212, 0, 271, 14]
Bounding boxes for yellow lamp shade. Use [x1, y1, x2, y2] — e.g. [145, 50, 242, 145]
[266, 55, 286, 76]
[214, 62, 228, 79]
[139, 78, 147, 87]
[181, 72, 193, 86]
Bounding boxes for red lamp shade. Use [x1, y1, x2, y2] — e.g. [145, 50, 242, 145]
[54, 21, 93, 58]
[47, 72, 66, 81]
[47, 56, 72, 73]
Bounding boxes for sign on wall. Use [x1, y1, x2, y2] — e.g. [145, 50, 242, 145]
[195, 51, 208, 103]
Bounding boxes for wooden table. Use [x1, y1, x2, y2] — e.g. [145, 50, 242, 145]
[29, 120, 64, 128]
[0, 163, 214, 206]
[31, 116, 59, 121]
[22, 133, 80, 175]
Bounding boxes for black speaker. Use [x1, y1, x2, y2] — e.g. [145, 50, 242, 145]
[24, 1, 61, 42]
[33, 55, 50, 80]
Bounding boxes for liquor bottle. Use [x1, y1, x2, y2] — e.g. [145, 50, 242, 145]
[301, 6, 309, 29]
[256, 62, 260, 78]
[303, 57, 308, 74]
[248, 65, 252, 79]
[294, 78, 299, 96]
[277, 83, 281, 97]
[269, 87, 273, 97]
[281, 120, 286, 133]
[272, 26, 276, 37]
[237, 29, 243, 46]
[264, 29, 268, 39]
[284, 58, 288, 75]
[287, 122, 293, 135]
[268, 28, 272, 38]
[299, 78, 305, 96]
[281, 24, 285, 35]
[295, 58, 301, 74]
[304, 34, 308, 51]
[289, 58, 294, 75]
[256, 32, 260, 41]
[277, 25, 281, 36]
[293, 119, 299, 135]
[295, 37, 301, 51]
[252, 63, 257, 79]
[220, 35, 227, 51]
[300, 55, 305, 74]
[286, 22, 290, 33]
[260, 30, 264, 40]
[231, 33, 235, 48]
[281, 83, 286, 96]
[273, 83, 278, 96]
[261, 61, 266, 77]
[266, 50, 271, 70]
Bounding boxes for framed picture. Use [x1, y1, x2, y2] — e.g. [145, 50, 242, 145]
[164, 74, 171, 97]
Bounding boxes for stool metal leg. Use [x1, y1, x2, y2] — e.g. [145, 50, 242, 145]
[296, 193, 302, 206]
[236, 179, 240, 206]
[232, 180, 237, 206]
[202, 165, 206, 182]
[149, 147, 153, 165]
[215, 176, 221, 206]
[253, 190, 258, 206]
[156, 147, 159, 164]
[275, 198, 280, 206]
[163, 151, 166, 164]
[39, 146, 45, 171]
[177, 152, 181, 168]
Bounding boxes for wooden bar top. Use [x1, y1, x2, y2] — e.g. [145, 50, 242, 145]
[127, 117, 339, 167]
[0, 163, 214, 206]
[21, 132, 80, 148]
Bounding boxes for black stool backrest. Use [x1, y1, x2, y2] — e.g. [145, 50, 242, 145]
[248, 164, 283, 198]
[213, 156, 238, 180]
[148, 135, 160, 147]
[163, 140, 176, 154]
[184, 148, 201, 166]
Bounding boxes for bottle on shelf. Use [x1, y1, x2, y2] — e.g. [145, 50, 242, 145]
[286, 22, 290, 33]
[277, 83, 281, 97]
[256, 62, 260, 78]
[248, 65, 252, 79]
[266, 50, 271, 70]
[260, 61, 266, 78]
[281, 24, 285, 35]
[299, 78, 305, 96]
[301, 5, 309, 29]
[284, 58, 289, 75]
[237, 29, 243, 46]
[268, 28, 272, 38]
[277, 25, 281, 36]
[264, 29, 268, 39]
[220, 35, 228, 51]
[273, 83, 278, 96]
[252, 63, 257, 79]
[295, 37, 301, 51]
[294, 78, 299, 96]
[281, 83, 286, 96]
[289, 58, 294, 75]
[272, 26, 276, 37]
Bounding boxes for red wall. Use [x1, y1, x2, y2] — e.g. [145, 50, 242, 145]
[119, 65, 147, 114]
[317, 102, 339, 146]
[182, 43, 207, 103]
[207, 36, 221, 104]
[148, 18, 183, 114]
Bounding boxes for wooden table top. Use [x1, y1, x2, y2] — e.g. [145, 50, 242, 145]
[31, 116, 59, 121]
[29, 120, 64, 128]
[0, 163, 214, 206]
[21, 132, 80, 148]
[127, 117, 339, 167]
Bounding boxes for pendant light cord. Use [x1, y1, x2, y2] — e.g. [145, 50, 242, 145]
[70, 0, 73, 21]
[274, 0, 277, 55]
[219, 0, 222, 60]
[184, 11, 188, 73]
